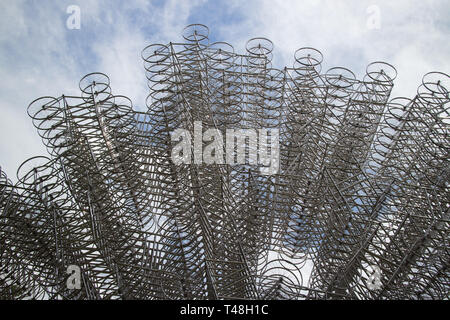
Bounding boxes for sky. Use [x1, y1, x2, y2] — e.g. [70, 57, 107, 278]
[0, 0, 449, 182]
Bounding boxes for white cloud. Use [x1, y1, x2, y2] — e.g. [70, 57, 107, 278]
[218, 0, 449, 98]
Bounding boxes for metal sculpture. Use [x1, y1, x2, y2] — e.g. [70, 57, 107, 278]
[1, 24, 449, 300]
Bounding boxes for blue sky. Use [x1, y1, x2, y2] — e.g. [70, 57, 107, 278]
[1, 0, 449, 181]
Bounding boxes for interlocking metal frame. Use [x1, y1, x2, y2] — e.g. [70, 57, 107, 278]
[1, 24, 449, 300]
